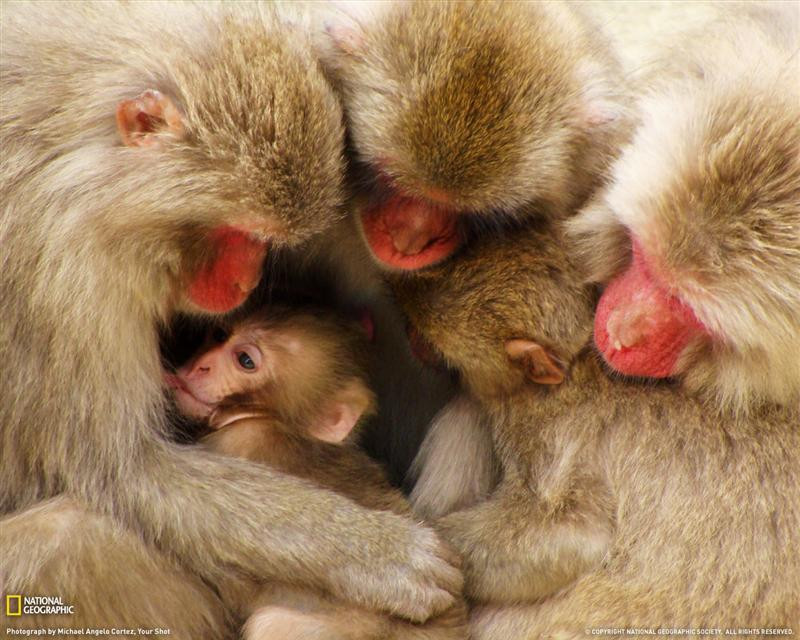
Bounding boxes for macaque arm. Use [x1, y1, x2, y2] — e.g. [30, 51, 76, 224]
[244, 583, 468, 640]
[202, 421, 410, 515]
[435, 473, 613, 603]
[410, 394, 499, 520]
[119, 441, 462, 623]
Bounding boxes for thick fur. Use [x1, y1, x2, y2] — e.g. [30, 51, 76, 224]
[205, 422, 468, 640]
[1, 498, 230, 637]
[0, 0, 460, 627]
[199, 324, 468, 640]
[409, 394, 499, 520]
[570, 4, 800, 414]
[393, 222, 800, 634]
[242, 221, 458, 485]
[322, 0, 630, 221]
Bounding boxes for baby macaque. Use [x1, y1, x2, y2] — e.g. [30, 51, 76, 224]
[167, 306, 466, 640]
[391, 212, 800, 634]
[570, 3, 800, 415]
[320, 0, 629, 270]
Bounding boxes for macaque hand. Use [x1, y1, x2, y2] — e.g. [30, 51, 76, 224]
[326, 515, 463, 623]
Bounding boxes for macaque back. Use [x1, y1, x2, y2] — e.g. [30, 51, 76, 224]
[393, 219, 800, 633]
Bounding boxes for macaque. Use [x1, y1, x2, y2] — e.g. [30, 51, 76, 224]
[391, 205, 800, 634]
[0, 2, 460, 635]
[570, 2, 800, 415]
[165, 307, 466, 640]
[319, 0, 629, 271]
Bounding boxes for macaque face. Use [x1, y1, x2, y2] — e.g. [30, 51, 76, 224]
[115, 24, 346, 313]
[166, 312, 376, 440]
[589, 86, 800, 380]
[167, 326, 273, 421]
[327, 0, 621, 271]
[594, 240, 709, 378]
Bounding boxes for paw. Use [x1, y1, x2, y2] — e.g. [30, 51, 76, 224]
[329, 519, 463, 623]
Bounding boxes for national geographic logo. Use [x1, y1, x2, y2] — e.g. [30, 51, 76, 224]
[5, 595, 75, 616]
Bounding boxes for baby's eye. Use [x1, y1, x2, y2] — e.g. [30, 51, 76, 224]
[236, 351, 255, 370]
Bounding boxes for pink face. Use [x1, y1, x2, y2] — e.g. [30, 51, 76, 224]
[594, 239, 709, 378]
[187, 227, 268, 313]
[361, 190, 463, 271]
[166, 330, 267, 421]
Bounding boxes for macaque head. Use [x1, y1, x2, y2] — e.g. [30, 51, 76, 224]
[167, 307, 376, 443]
[322, 0, 626, 271]
[114, 10, 346, 314]
[391, 223, 594, 401]
[572, 79, 800, 410]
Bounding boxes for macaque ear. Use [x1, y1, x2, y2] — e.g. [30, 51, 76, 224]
[576, 60, 623, 128]
[505, 339, 566, 385]
[309, 378, 374, 443]
[116, 89, 185, 148]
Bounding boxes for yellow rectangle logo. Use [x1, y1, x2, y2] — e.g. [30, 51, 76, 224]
[6, 594, 22, 616]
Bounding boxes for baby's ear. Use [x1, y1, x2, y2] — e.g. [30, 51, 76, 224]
[308, 378, 376, 443]
[505, 339, 565, 385]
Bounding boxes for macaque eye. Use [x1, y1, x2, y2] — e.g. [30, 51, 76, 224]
[232, 342, 262, 372]
[237, 351, 256, 370]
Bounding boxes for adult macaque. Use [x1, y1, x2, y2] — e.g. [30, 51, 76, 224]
[391, 205, 799, 633]
[571, 2, 800, 415]
[0, 2, 460, 635]
[319, 0, 629, 271]
[166, 307, 467, 640]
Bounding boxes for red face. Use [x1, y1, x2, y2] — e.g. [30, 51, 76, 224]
[166, 329, 267, 422]
[360, 185, 463, 271]
[187, 227, 268, 313]
[594, 239, 708, 378]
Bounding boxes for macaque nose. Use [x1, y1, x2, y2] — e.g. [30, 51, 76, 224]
[188, 357, 213, 378]
[606, 305, 650, 351]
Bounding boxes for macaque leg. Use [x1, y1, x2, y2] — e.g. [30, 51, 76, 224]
[243, 584, 467, 640]
[435, 474, 614, 603]
[0, 498, 230, 639]
[470, 572, 658, 640]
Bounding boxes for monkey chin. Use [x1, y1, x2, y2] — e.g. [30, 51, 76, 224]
[360, 196, 462, 271]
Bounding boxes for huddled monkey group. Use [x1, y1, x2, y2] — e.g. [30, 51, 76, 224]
[1, 1, 798, 639]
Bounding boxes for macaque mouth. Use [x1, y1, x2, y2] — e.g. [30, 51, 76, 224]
[360, 194, 462, 271]
[594, 241, 707, 379]
[164, 373, 216, 416]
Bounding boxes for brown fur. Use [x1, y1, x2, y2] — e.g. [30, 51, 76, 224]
[323, 0, 628, 216]
[190, 308, 466, 640]
[0, 1, 459, 632]
[570, 4, 800, 415]
[392, 220, 800, 635]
